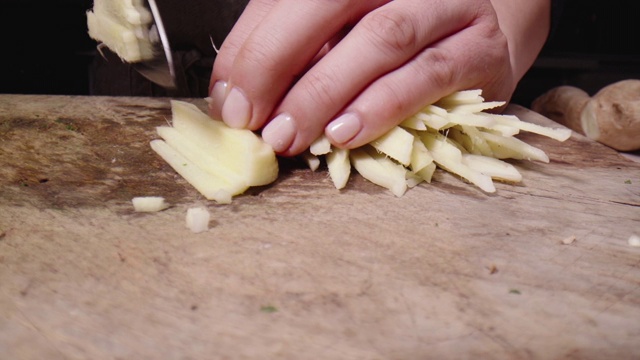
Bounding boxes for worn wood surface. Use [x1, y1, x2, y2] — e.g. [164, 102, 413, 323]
[0, 95, 639, 359]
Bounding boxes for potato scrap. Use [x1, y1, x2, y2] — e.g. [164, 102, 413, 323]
[186, 207, 210, 233]
[561, 235, 577, 245]
[132, 196, 170, 212]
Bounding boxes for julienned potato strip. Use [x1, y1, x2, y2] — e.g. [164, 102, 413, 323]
[152, 90, 571, 203]
[316, 89, 572, 197]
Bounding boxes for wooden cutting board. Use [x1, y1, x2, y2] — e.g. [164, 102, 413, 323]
[1, 95, 639, 359]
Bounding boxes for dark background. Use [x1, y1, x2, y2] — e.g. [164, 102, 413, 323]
[1, 0, 639, 107]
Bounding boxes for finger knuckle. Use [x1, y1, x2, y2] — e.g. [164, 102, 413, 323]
[238, 35, 283, 74]
[301, 69, 342, 110]
[361, 9, 419, 55]
[379, 81, 412, 115]
[420, 48, 458, 91]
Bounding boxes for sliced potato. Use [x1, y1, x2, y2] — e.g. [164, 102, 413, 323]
[86, 0, 154, 62]
[186, 207, 210, 233]
[132, 196, 170, 212]
[370, 126, 414, 166]
[461, 154, 523, 182]
[326, 148, 351, 190]
[479, 130, 550, 163]
[150, 100, 278, 203]
[151, 90, 570, 200]
[150, 140, 234, 204]
[435, 89, 484, 106]
[400, 116, 427, 131]
[448, 101, 505, 114]
[350, 146, 408, 197]
[421, 132, 495, 193]
[155, 126, 248, 188]
[309, 135, 332, 156]
[410, 136, 434, 172]
[487, 114, 572, 141]
[301, 151, 321, 171]
[169, 100, 278, 187]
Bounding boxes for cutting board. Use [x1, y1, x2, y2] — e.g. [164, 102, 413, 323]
[1, 95, 639, 359]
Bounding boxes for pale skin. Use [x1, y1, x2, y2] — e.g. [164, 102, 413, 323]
[208, 0, 551, 157]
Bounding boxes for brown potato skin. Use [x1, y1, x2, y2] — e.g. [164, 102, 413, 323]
[532, 80, 640, 151]
[532, 86, 590, 135]
[582, 80, 640, 152]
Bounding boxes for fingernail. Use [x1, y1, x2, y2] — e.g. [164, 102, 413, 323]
[222, 87, 252, 128]
[262, 113, 296, 153]
[326, 113, 362, 144]
[208, 80, 227, 120]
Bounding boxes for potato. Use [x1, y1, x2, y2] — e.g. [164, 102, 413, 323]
[86, 0, 154, 62]
[151, 101, 278, 203]
[305, 89, 571, 196]
[153, 91, 570, 201]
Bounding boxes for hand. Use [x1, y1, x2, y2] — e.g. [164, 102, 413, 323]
[208, 0, 541, 156]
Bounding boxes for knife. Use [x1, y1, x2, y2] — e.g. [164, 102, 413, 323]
[131, 0, 177, 89]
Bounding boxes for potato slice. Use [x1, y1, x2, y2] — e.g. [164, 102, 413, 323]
[301, 151, 321, 171]
[413, 111, 450, 130]
[132, 196, 170, 212]
[448, 101, 505, 114]
[151, 100, 278, 203]
[310, 135, 332, 156]
[448, 126, 494, 156]
[461, 154, 523, 182]
[326, 148, 351, 190]
[186, 207, 210, 233]
[487, 114, 572, 141]
[479, 131, 550, 163]
[415, 162, 437, 183]
[400, 116, 427, 131]
[370, 126, 414, 166]
[410, 136, 434, 172]
[350, 146, 408, 197]
[150, 140, 234, 204]
[443, 113, 495, 128]
[169, 100, 278, 187]
[420, 132, 495, 193]
[435, 89, 484, 106]
[155, 126, 248, 189]
[86, 0, 154, 62]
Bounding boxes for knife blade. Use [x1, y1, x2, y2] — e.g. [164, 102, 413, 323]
[131, 0, 177, 89]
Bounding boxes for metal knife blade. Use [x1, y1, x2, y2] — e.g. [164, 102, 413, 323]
[131, 0, 176, 89]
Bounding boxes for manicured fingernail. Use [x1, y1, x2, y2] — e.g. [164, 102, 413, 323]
[208, 80, 227, 120]
[326, 113, 362, 144]
[262, 113, 296, 153]
[222, 87, 251, 128]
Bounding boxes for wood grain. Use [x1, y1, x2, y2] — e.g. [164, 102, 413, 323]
[1, 95, 639, 359]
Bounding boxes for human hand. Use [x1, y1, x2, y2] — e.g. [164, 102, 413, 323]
[208, 0, 518, 157]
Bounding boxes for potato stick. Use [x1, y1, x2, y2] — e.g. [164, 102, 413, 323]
[310, 135, 332, 155]
[448, 101, 505, 114]
[326, 147, 351, 190]
[480, 131, 550, 162]
[370, 126, 414, 166]
[350, 147, 407, 197]
[461, 154, 523, 182]
[150, 140, 234, 204]
[488, 114, 572, 141]
[436, 89, 484, 106]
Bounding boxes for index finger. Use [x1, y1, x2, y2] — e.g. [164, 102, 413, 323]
[208, 0, 277, 119]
